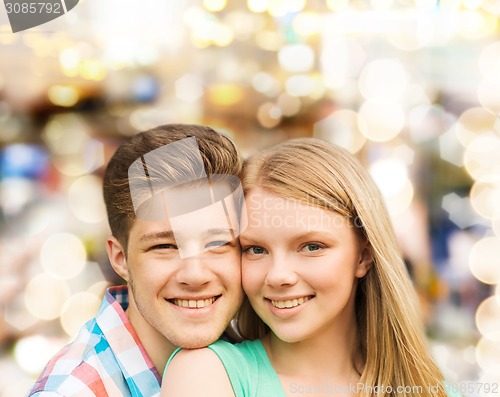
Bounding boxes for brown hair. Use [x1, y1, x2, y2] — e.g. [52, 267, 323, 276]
[102, 124, 242, 252]
[238, 138, 448, 397]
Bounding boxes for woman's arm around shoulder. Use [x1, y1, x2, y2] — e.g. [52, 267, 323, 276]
[161, 348, 236, 397]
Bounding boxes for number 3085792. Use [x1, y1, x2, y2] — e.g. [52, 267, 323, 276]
[5, 3, 62, 14]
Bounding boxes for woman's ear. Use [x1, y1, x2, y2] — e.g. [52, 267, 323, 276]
[106, 236, 129, 281]
[356, 241, 373, 278]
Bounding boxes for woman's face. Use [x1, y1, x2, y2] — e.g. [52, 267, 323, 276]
[240, 188, 372, 344]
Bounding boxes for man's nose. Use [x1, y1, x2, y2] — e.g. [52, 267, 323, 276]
[175, 255, 215, 287]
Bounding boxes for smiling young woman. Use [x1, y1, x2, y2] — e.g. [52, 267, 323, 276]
[161, 138, 460, 397]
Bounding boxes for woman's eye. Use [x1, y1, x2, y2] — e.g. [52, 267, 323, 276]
[301, 243, 323, 252]
[243, 246, 267, 255]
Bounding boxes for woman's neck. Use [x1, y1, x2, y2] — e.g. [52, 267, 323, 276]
[263, 322, 362, 394]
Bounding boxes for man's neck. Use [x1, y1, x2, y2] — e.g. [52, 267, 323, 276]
[125, 306, 177, 375]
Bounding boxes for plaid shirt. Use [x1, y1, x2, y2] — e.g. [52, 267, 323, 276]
[27, 286, 162, 397]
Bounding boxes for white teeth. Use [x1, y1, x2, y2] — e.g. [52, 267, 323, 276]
[198, 299, 212, 308]
[271, 296, 311, 309]
[172, 297, 216, 308]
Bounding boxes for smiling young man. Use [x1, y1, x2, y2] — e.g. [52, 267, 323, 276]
[27, 124, 245, 397]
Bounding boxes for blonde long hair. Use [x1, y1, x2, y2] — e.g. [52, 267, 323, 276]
[237, 138, 447, 397]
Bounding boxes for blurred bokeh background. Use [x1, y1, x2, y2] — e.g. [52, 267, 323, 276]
[1, 0, 500, 395]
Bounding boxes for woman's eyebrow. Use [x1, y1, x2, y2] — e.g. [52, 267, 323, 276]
[239, 234, 265, 244]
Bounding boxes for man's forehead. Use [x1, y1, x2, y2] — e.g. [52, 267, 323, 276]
[135, 181, 239, 220]
[163, 180, 237, 217]
[171, 199, 240, 233]
[126, 138, 244, 257]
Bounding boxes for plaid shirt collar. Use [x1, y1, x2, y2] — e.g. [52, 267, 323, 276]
[97, 286, 162, 394]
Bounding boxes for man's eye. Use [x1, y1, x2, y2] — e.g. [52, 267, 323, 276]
[152, 244, 177, 250]
[206, 240, 229, 248]
[242, 246, 267, 255]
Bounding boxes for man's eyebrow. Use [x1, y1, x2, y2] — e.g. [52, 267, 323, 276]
[139, 228, 236, 243]
[139, 230, 175, 243]
[202, 228, 235, 237]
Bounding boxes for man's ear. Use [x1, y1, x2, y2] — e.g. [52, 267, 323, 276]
[106, 236, 129, 281]
[355, 241, 373, 279]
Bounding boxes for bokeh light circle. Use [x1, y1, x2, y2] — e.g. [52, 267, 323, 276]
[14, 335, 67, 375]
[482, 0, 500, 16]
[60, 292, 102, 337]
[24, 274, 71, 320]
[475, 336, 500, 372]
[469, 237, 500, 284]
[278, 44, 314, 73]
[313, 109, 366, 154]
[268, 0, 305, 17]
[326, 0, 349, 11]
[203, 0, 227, 12]
[293, 12, 322, 37]
[285, 74, 316, 97]
[369, 159, 414, 216]
[458, 9, 497, 40]
[359, 59, 408, 100]
[370, 158, 408, 196]
[493, 208, 500, 237]
[477, 77, 500, 114]
[277, 93, 301, 117]
[358, 100, 405, 142]
[479, 41, 500, 78]
[247, 0, 267, 13]
[463, 133, 500, 183]
[257, 102, 282, 128]
[40, 233, 87, 279]
[456, 107, 497, 147]
[469, 181, 500, 220]
[68, 175, 107, 223]
[476, 296, 500, 341]
[386, 179, 414, 216]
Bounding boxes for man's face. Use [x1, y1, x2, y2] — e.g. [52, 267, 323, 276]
[119, 183, 243, 350]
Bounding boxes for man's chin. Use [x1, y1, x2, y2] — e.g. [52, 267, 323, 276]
[176, 333, 221, 349]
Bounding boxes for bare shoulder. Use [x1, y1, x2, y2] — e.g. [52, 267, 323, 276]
[167, 347, 226, 371]
[161, 348, 235, 397]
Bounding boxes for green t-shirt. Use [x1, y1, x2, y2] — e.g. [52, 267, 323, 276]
[166, 339, 285, 397]
[166, 339, 463, 397]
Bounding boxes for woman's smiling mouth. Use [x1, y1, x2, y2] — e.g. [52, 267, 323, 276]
[270, 296, 313, 309]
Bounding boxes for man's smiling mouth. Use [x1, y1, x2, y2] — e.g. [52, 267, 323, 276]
[169, 295, 221, 308]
